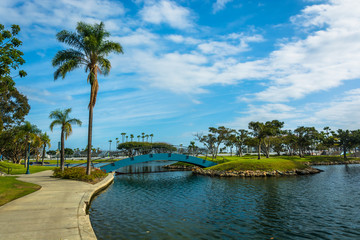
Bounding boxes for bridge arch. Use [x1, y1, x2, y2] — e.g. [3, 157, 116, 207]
[100, 153, 217, 173]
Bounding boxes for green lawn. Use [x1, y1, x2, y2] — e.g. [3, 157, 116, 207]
[0, 162, 55, 175]
[193, 155, 360, 171]
[0, 176, 41, 206]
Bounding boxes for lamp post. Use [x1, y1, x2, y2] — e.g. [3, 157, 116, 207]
[26, 140, 31, 174]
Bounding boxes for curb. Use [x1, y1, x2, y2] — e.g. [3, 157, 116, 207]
[77, 173, 115, 240]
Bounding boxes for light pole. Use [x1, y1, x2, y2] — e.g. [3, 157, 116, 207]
[26, 140, 31, 174]
[108, 140, 112, 158]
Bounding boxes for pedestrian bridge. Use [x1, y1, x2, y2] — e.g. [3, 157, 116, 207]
[100, 153, 217, 173]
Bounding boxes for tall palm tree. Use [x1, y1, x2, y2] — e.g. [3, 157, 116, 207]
[40, 132, 51, 166]
[145, 134, 149, 142]
[52, 22, 123, 175]
[130, 134, 134, 142]
[137, 135, 140, 142]
[121, 132, 126, 143]
[49, 108, 82, 172]
[150, 134, 154, 143]
[141, 132, 145, 142]
[126, 135, 129, 142]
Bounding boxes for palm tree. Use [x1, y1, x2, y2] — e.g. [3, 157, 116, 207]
[109, 140, 112, 151]
[49, 108, 82, 172]
[130, 134, 134, 142]
[126, 135, 129, 142]
[17, 121, 41, 167]
[52, 22, 123, 175]
[141, 132, 145, 142]
[145, 134, 149, 142]
[40, 132, 51, 166]
[150, 134, 154, 143]
[121, 133, 126, 143]
[137, 135, 140, 142]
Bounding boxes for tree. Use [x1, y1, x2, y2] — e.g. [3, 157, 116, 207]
[40, 132, 51, 166]
[137, 135, 140, 142]
[294, 126, 319, 157]
[121, 133, 126, 143]
[145, 134, 149, 142]
[150, 134, 154, 143]
[17, 121, 41, 167]
[47, 150, 56, 156]
[335, 129, 358, 159]
[234, 129, 250, 157]
[262, 120, 284, 158]
[0, 24, 29, 130]
[248, 121, 267, 159]
[53, 22, 123, 175]
[64, 148, 74, 156]
[195, 133, 217, 158]
[49, 108, 82, 171]
[130, 134, 134, 142]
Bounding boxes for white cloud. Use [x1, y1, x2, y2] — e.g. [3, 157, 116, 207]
[166, 34, 200, 44]
[140, 0, 193, 29]
[212, 0, 233, 14]
[0, 0, 125, 29]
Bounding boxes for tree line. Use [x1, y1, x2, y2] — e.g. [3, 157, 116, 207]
[195, 121, 360, 160]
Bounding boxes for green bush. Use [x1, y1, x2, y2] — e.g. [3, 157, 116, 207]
[53, 167, 107, 183]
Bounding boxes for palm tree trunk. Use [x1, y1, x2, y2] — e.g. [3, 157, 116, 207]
[258, 140, 261, 160]
[42, 144, 46, 166]
[86, 105, 93, 175]
[61, 129, 65, 171]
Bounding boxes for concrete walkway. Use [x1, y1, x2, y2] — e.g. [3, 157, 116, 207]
[0, 170, 114, 240]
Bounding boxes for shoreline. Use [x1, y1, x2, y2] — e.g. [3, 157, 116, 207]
[164, 160, 360, 177]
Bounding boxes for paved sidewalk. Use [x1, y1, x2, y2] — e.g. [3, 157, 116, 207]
[0, 170, 114, 240]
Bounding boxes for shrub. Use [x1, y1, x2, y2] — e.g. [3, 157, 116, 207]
[53, 167, 107, 183]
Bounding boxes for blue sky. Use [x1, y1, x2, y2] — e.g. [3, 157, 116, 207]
[2, 0, 360, 150]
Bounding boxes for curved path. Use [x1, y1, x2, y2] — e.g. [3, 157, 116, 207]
[101, 153, 217, 173]
[0, 170, 114, 240]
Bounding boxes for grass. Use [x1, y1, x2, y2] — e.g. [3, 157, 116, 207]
[176, 155, 360, 172]
[0, 176, 41, 206]
[0, 161, 55, 175]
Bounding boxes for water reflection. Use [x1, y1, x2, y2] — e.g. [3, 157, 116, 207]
[115, 161, 183, 174]
[90, 164, 360, 240]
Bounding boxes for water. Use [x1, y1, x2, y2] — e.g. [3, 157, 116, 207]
[89, 163, 360, 240]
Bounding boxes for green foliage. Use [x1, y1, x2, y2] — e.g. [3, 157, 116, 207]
[117, 142, 176, 157]
[64, 148, 74, 156]
[53, 167, 107, 183]
[47, 150, 57, 155]
[0, 176, 40, 206]
[0, 24, 29, 129]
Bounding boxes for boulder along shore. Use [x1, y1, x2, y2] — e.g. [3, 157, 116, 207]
[192, 167, 322, 177]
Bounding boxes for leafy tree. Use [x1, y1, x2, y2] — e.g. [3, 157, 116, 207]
[40, 132, 51, 165]
[0, 126, 24, 163]
[64, 148, 74, 156]
[294, 126, 319, 157]
[53, 22, 123, 175]
[335, 129, 359, 159]
[262, 120, 284, 158]
[248, 121, 267, 159]
[0, 24, 29, 130]
[49, 108, 82, 171]
[47, 150, 57, 156]
[234, 129, 250, 157]
[195, 133, 217, 158]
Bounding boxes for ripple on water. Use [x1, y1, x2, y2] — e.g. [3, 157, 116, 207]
[90, 164, 360, 240]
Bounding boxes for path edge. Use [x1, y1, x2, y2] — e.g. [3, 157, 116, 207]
[77, 173, 115, 240]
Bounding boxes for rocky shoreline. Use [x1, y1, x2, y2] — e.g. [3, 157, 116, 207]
[164, 160, 360, 178]
[304, 160, 360, 166]
[192, 167, 322, 177]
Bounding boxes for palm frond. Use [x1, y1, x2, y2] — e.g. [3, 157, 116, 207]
[52, 49, 87, 67]
[53, 59, 81, 80]
[56, 30, 85, 51]
[99, 41, 123, 56]
[97, 56, 111, 76]
[49, 120, 62, 131]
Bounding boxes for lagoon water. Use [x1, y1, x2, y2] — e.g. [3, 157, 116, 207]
[89, 163, 360, 240]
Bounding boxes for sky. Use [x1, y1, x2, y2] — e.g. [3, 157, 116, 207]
[1, 0, 360, 150]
